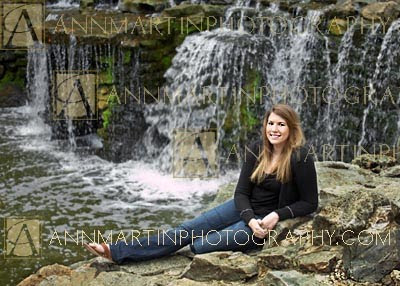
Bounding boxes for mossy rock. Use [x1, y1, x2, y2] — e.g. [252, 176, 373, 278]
[0, 70, 25, 90]
[123, 50, 132, 64]
[162, 4, 226, 18]
[351, 153, 397, 173]
[328, 18, 348, 36]
[119, 0, 168, 13]
[80, 0, 94, 10]
[163, 4, 204, 17]
[139, 39, 161, 48]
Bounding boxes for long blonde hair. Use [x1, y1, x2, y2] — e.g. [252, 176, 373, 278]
[250, 104, 305, 184]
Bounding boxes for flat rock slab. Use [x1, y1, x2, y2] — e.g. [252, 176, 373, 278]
[119, 253, 191, 276]
[182, 251, 258, 282]
[260, 269, 331, 286]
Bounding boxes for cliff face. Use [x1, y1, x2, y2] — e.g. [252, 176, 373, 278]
[18, 159, 400, 286]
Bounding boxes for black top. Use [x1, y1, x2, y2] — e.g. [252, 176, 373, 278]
[248, 173, 281, 218]
[234, 140, 319, 225]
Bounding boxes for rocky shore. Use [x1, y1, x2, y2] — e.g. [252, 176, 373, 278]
[18, 156, 400, 285]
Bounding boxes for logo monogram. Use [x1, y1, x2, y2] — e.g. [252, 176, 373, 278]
[0, 1, 44, 49]
[52, 71, 98, 120]
[173, 129, 218, 178]
[4, 218, 41, 258]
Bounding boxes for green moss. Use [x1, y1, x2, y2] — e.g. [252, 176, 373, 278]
[240, 69, 261, 130]
[123, 50, 131, 64]
[140, 39, 160, 48]
[101, 87, 121, 129]
[100, 56, 114, 84]
[97, 127, 108, 140]
[161, 55, 172, 69]
[241, 105, 259, 129]
[0, 70, 25, 90]
[102, 109, 112, 129]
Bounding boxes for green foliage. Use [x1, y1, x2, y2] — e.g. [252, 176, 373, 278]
[161, 55, 172, 69]
[102, 109, 112, 129]
[101, 88, 120, 129]
[123, 50, 131, 64]
[241, 106, 259, 129]
[0, 70, 25, 90]
[100, 56, 114, 84]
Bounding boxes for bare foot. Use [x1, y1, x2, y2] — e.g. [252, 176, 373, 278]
[84, 242, 113, 262]
[88, 243, 110, 254]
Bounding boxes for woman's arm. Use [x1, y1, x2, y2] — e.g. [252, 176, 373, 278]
[274, 149, 319, 221]
[234, 141, 260, 225]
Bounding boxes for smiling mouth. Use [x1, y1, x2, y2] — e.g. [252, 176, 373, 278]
[269, 133, 281, 139]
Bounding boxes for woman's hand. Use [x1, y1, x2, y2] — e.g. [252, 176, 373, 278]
[260, 211, 279, 231]
[248, 218, 266, 239]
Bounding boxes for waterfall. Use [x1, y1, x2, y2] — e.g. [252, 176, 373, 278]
[46, 0, 118, 9]
[143, 24, 274, 173]
[322, 18, 358, 148]
[25, 43, 52, 137]
[141, 4, 400, 167]
[358, 19, 400, 150]
[36, 3, 400, 164]
[26, 36, 142, 154]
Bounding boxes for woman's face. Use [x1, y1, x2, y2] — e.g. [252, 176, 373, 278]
[266, 112, 290, 149]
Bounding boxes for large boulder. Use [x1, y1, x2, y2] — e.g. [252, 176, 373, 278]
[351, 153, 397, 173]
[17, 264, 72, 286]
[380, 165, 400, 178]
[260, 269, 331, 285]
[361, 1, 400, 21]
[312, 189, 394, 243]
[342, 228, 400, 283]
[182, 251, 258, 281]
[119, 0, 169, 13]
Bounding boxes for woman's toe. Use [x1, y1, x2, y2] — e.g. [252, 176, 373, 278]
[90, 243, 104, 254]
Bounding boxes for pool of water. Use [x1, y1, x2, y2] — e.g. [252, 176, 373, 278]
[0, 106, 237, 285]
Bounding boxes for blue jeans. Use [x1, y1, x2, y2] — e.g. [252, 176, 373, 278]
[109, 199, 266, 264]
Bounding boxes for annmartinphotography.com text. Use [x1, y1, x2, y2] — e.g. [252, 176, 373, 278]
[48, 228, 393, 247]
[50, 14, 394, 36]
[102, 84, 399, 106]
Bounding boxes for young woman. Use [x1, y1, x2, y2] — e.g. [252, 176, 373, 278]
[84, 104, 319, 264]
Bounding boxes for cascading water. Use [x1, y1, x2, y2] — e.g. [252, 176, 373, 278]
[358, 19, 400, 150]
[143, 3, 400, 165]
[144, 23, 275, 173]
[46, 0, 118, 9]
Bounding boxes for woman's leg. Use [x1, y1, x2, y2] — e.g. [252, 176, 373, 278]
[190, 215, 265, 254]
[109, 199, 242, 264]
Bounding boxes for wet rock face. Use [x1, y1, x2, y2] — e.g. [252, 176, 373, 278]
[118, 0, 169, 13]
[0, 84, 27, 108]
[95, 103, 150, 163]
[342, 228, 400, 283]
[0, 51, 27, 108]
[312, 190, 377, 243]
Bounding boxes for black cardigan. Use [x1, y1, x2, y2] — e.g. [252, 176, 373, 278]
[234, 140, 319, 225]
